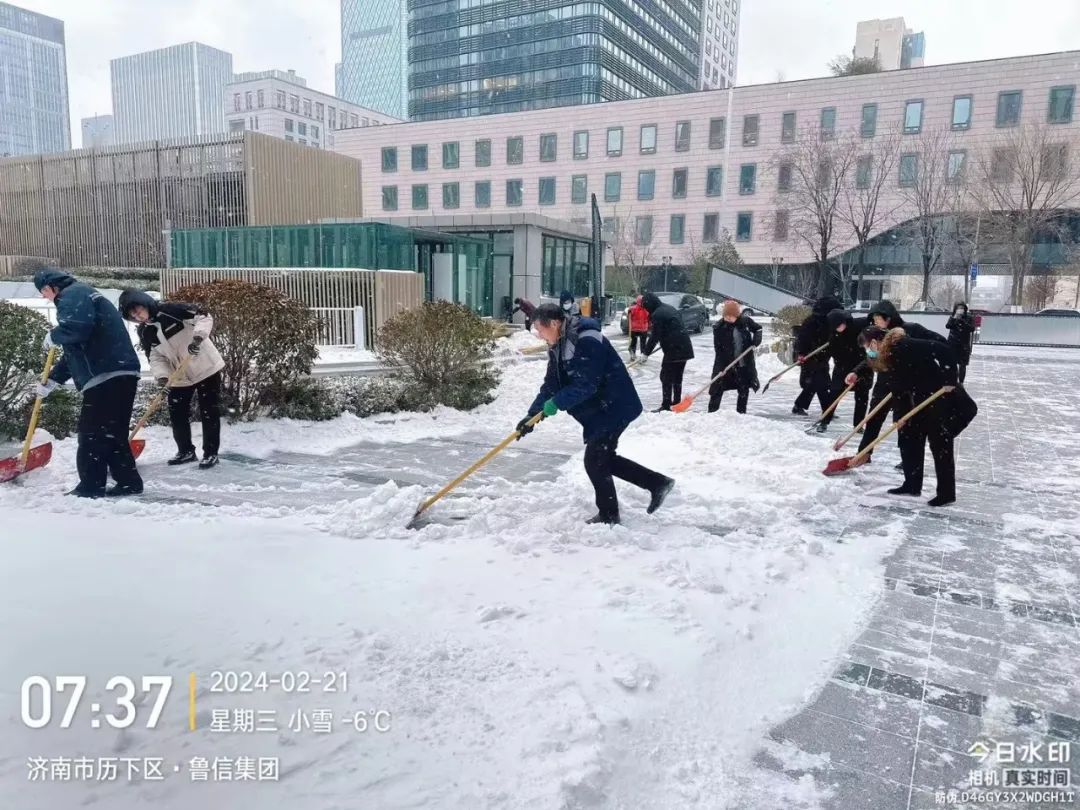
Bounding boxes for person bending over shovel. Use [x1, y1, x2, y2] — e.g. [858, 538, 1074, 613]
[32, 269, 143, 498]
[119, 289, 225, 469]
[515, 304, 675, 526]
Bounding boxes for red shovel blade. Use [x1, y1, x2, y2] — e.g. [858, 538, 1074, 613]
[130, 439, 146, 460]
[822, 456, 855, 476]
[0, 442, 53, 483]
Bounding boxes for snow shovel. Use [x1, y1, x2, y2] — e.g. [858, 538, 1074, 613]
[407, 411, 546, 529]
[761, 343, 829, 394]
[833, 393, 893, 452]
[0, 348, 59, 484]
[129, 356, 192, 459]
[805, 381, 854, 434]
[672, 347, 755, 413]
[822, 388, 950, 476]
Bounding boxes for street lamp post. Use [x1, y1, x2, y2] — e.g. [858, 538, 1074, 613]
[662, 255, 671, 291]
[771, 255, 785, 287]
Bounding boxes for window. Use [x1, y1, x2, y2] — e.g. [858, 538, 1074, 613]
[742, 115, 759, 146]
[899, 153, 919, 187]
[571, 174, 587, 204]
[574, 130, 589, 159]
[540, 133, 557, 162]
[634, 216, 653, 246]
[637, 170, 655, 201]
[412, 184, 428, 210]
[672, 168, 688, 198]
[284, 135, 293, 142]
[443, 142, 460, 169]
[382, 186, 398, 211]
[475, 139, 491, 167]
[952, 96, 973, 130]
[675, 121, 691, 151]
[709, 117, 726, 149]
[1041, 143, 1069, 178]
[820, 107, 836, 140]
[284, 118, 294, 133]
[233, 93, 241, 112]
[507, 136, 524, 165]
[475, 181, 491, 208]
[607, 127, 623, 156]
[297, 123, 307, 136]
[443, 182, 460, 209]
[736, 212, 753, 242]
[275, 90, 286, 109]
[739, 164, 756, 194]
[781, 111, 796, 144]
[604, 172, 622, 202]
[539, 177, 556, 205]
[506, 179, 523, 206]
[289, 94, 300, 114]
[315, 102, 323, 120]
[257, 90, 265, 108]
[703, 213, 719, 242]
[1049, 86, 1075, 124]
[411, 144, 428, 171]
[777, 162, 793, 192]
[328, 108, 337, 129]
[303, 99, 312, 117]
[774, 210, 790, 241]
[350, 114, 359, 128]
[640, 124, 657, 154]
[706, 166, 723, 196]
[991, 148, 1014, 183]
[381, 147, 397, 172]
[996, 91, 1022, 127]
[312, 126, 320, 140]
[946, 150, 967, 184]
[228, 119, 244, 132]
[670, 214, 685, 244]
[861, 103, 878, 138]
[856, 155, 872, 189]
[904, 100, 924, 134]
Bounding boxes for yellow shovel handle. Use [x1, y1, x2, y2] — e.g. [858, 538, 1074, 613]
[20, 347, 58, 468]
[848, 388, 950, 467]
[129, 355, 192, 441]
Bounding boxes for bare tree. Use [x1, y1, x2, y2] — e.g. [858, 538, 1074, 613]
[685, 227, 743, 296]
[772, 127, 860, 297]
[607, 208, 654, 294]
[931, 276, 964, 309]
[838, 131, 902, 305]
[1023, 271, 1061, 311]
[972, 122, 1080, 306]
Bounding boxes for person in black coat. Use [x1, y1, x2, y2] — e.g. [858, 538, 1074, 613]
[640, 292, 695, 411]
[945, 302, 976, 384]
[708, 299, 761, 414]
[859, 325, 978, 507]
[819, 309, 872, 430]
[792, 296, 841, 415]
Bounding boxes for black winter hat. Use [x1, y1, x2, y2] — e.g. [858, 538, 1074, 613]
[826, 309, 851, 331]
[869, 300, 902, 326]
[118, 288, 159, 321]
[640, 292, 662, 313]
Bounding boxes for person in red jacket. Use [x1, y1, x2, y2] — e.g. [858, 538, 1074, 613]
[627, 295, 650, 360]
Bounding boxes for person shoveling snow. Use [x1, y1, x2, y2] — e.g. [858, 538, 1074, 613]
[515, 303, 675, 526]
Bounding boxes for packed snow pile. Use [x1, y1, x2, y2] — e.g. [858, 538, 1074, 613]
[0, 336, 909, 809]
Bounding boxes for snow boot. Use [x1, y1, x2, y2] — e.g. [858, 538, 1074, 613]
[199, 455, 219, 470]
[586, 512, 620, 525]
[168, 450, 198, 466]
[814, 421, 829, 433]
[927, 494, 956, 508]
[647, 478, 675, 515]
[66, 485, 105, 499]
[106, 482, 143, 497]
[791, 406, 808, 416]
[887, 485, 921, 496]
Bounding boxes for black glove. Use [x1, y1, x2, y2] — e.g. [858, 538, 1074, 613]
[515, 415, 538, 440]
[187, 336, 204, 356]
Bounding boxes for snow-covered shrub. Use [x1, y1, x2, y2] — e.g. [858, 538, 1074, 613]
[0, 301, 49, 425]
[169, 280, 319, 420]
[774, 304, 811, 337]
[331, 375, 435, 418]
[376, 301, 499, 411]
[266, 378, 343, 422]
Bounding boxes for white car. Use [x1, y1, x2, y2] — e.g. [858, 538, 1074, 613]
[1035, 307, 1080, 318]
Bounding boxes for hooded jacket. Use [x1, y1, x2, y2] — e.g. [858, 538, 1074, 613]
[868, 300, 948, 344]
[640, 293, 694, 362]
[794, 296, 843, 368]
[826, 309, 871, 376]
[35, 269, 140, 392]
[711, 314, 761, 392]
[628, 296, 650, 333]
[529, 316, 643, 442]
[118, 289, 225, 387]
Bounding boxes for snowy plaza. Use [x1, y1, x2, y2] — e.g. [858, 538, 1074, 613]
[2, 330, 1078, 810]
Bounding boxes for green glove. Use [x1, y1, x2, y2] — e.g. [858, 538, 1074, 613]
[542, 398, 559, 417]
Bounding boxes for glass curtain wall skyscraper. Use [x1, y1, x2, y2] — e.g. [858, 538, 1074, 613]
[0, 1, 71, 156]
[407, 0, 702, 121]
[338, 0, 408, 119]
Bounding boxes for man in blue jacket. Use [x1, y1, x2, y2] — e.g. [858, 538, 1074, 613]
[515, 304, 675, 525]
[33, 269, 144, 498]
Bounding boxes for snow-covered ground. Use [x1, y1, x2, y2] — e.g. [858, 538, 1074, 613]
[0, 335, 911, 809]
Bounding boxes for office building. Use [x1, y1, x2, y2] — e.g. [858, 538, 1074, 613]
[338, 0, 407, 119]
[111, 42, 233, 144]
[854, 17, 925, 71]
[81, 114, 114, 148]
[226, 70, 399, 151]
[0, 1, 70, 156]
[407, 0, 702, 121]
[699, 0, 740, 90]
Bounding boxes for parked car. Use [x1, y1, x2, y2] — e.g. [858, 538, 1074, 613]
[909, 300, 948, 313]
[620, 292, 710, 335]
[1035, 308, 1080, 318]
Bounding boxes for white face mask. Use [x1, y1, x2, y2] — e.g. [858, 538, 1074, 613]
[562, 302, 572, 311]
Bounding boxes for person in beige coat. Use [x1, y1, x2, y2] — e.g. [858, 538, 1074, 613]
[119, 289, 225, 469]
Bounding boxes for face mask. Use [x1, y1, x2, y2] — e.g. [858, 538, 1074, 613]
[562, 302, 572, 311]
[866, 349, 879, 360]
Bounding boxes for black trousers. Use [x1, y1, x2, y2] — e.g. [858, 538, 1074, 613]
[708, 387, 749, 414]
[629, 333, 644, 354]
[794, 364, 831, 412]
[76, 375, 142, 492]
[958, 363, 968, 385]
[167, 372, 222, 457]
[659, 361, 687, 409]
[858, 379, 906, 455]
[822, 367, 871, 426]
[583, 427, 668, 519]
[899, 408, 956, 499]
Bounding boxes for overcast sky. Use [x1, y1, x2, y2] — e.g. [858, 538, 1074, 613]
[19, 0, 1080, 145]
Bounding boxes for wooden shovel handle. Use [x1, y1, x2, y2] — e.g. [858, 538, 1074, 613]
[129, 355, 193, 441]
[848, 388, 950, 467]
[687, 346, 755, 402]
[765, 342, 829, 386]
[817, 381, 854, 423]
[20, 347, 58, 468]
[834, 392, 892, 451]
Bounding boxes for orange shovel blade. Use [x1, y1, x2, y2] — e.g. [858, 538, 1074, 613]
[822, 456, 855, 476]
[130, 439, 146, 460]
[0, 442, 53, 483]
[671, 397, 695, 414]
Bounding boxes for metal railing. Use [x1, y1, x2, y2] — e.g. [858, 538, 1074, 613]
[312, 307, 357, 347]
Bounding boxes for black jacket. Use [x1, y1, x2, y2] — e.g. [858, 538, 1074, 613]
[641, 293, 694, 362]
[826, 310, 870, 377]
[946, 312, 976, 364]
[795, 296, 842, 369]
[711, 316, 762, 392]
[869, 300, 948, 344]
